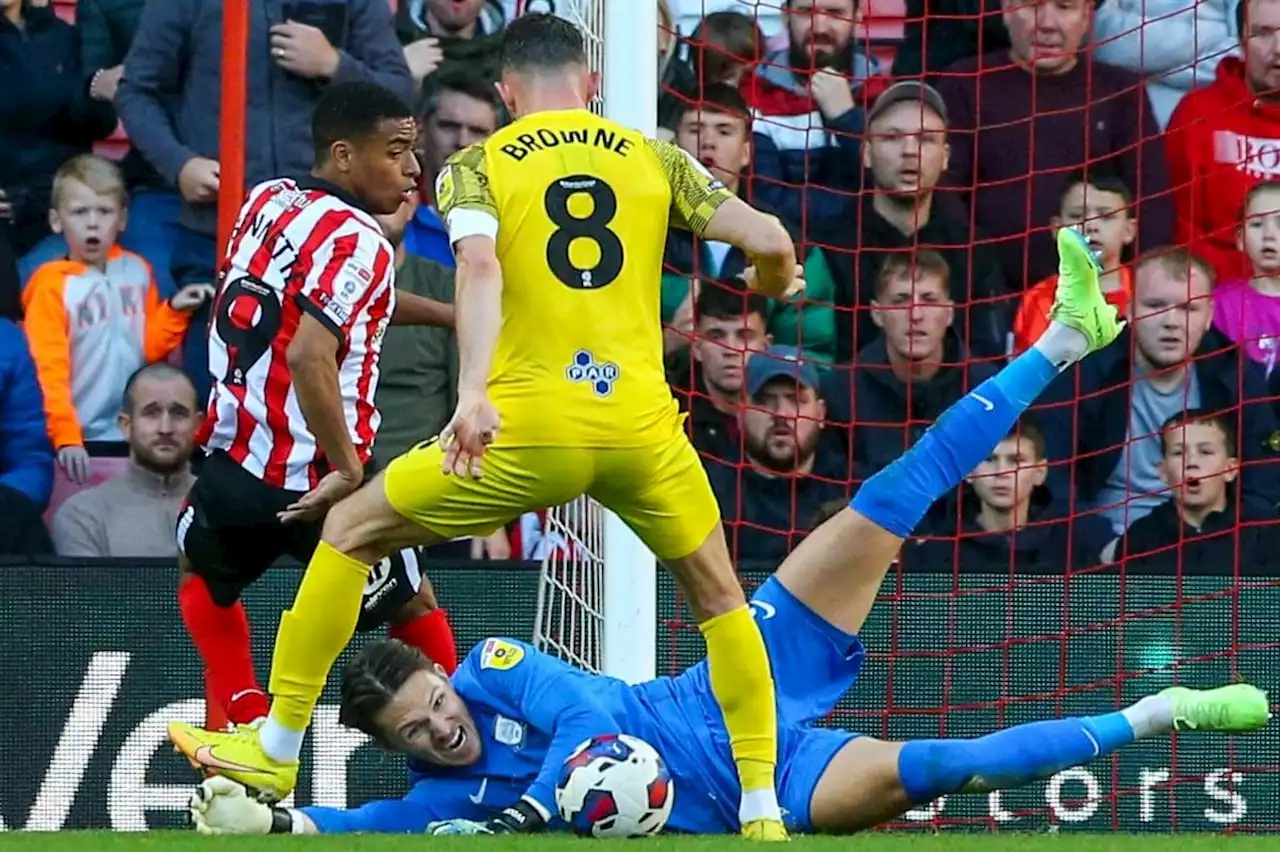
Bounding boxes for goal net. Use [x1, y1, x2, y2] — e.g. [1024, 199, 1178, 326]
[554, 0, 1278, 835]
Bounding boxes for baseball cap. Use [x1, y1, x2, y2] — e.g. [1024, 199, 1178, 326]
[867, 80, 949, 127]
[746, 345, 822, 399]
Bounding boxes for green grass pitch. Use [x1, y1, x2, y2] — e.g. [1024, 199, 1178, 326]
[4, 834, 1280, 851]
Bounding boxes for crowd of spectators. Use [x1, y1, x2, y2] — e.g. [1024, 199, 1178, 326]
[1, 0, 1278, 580]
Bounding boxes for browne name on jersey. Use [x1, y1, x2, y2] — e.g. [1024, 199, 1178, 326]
[499, 126, 636, 162]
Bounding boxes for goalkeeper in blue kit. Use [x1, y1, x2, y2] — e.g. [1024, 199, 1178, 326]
[186, 231, 1271, 837]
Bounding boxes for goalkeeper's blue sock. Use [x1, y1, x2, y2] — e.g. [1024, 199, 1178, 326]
[897, 709, 1150, 802]
[850, 330, 1081, 538]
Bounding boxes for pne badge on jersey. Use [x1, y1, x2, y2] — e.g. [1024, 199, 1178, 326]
[480, 638, 525, 671]
[494, 715, 525, 746]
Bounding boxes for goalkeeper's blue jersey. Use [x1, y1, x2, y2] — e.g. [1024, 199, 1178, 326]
[304, 577, 866, 835]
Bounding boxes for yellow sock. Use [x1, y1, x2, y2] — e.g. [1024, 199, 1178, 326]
[267, 541, 369, 731]
[699, 605, 781, 822]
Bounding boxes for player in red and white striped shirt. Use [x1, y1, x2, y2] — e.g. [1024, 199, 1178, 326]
[176, 82, 460, 730]
[199, 176, 395, 492]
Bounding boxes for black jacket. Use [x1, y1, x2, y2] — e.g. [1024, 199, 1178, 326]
[828, 329, 998, 477]
[75, 0, 162, 191]
[663, 184, 778, 281]
[891, 0, 1010, 78]
[1037, 327, 1280, 516]
[0, 5, 116, 254]
[662, 216, 749, 283]
[666, 361, 742, 466]
[657, 56, 698, 134]
[1116, 494, 1280, 576]
[819, 195, 1009, 363]
[908, 491, 1113, 573]
[707, 436, 852, 566]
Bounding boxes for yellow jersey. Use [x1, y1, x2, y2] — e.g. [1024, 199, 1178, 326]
[434, 108, 734, 448]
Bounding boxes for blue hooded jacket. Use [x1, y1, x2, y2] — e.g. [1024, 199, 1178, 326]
[0, 319, 54, 508]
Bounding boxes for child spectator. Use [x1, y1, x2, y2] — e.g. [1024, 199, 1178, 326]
[22, 155, 211, 484]
[1109, 410, 1280, 574]
[664, 85, 837, 363]
[909, 417, 1111, 573]
[1012, 172, 1137, 354]
[1212, 181, 1280, 394]
[687, 10, 764, 89]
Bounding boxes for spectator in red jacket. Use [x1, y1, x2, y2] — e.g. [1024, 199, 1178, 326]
[1165, 0, 1280, 284]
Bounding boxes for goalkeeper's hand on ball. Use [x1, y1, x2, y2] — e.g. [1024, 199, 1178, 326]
[189, 777, 272, 835]
[427, 799, 546, 835]
[427, 818, 498, 836]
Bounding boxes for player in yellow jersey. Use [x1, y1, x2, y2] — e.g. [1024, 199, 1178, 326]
[168, 13, 801, 841]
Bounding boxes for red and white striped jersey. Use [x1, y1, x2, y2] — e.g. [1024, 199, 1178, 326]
[197, 177, 397, 491]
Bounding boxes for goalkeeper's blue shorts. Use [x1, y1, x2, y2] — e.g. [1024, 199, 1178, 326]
[646, 575, 868, 832]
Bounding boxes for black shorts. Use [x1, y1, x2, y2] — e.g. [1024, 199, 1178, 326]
[177, 452, 321, 605]
[356, 544, 432, 633]
[176, 452, 426, 629]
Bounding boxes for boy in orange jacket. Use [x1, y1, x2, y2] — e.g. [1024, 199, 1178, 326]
[23, 155, 212, 483]
[1012, 172, 1137, 355]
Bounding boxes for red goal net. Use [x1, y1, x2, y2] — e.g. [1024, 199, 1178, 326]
[660, 0, 1280, 833]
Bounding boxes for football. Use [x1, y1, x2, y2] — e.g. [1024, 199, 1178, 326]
[555, 733, 675, 837]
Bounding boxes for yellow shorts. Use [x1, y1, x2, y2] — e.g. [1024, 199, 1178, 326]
[382, 430, 720, 562]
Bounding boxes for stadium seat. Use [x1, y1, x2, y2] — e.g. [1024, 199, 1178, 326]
[94, 124, 132, 162]
[861, 0, 906, 53]
[43, 453, 131, 525]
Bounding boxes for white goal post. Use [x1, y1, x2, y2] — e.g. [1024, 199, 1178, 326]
[532, 0, 659, 685]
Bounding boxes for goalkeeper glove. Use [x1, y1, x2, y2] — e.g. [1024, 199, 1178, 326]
[189, 776, 306, 835]
[427, 798, 547, 836]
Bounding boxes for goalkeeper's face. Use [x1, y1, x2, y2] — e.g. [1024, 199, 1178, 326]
[375, 668, 483, 767]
